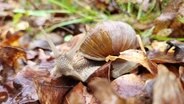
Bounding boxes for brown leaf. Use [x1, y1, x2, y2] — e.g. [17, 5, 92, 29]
[164, 40, 184, 62]
[153, 64, 184, 104]
[28, 39, 51, 50]
[179, 66, 184, 88]
[151, 41, 168, 52]
[0, 46, 26, 71]
[1, 66, 48, 104]
[89, 77, 126, 104]
[88, 0, 120, 14]
[111, 74, 145, 99]
[106, 49, 157, 75]
[34, 76, 77, 104]
[111, 59, 139, 78]
[0, 31, 23, 47]
[154, 0, 184, 37]
[26, 50, 38, 60]
[63, 82, 97, 104]
[38, 49, 52, 62]
[148, 51, 180, 64]
[0, 2, 14, 11]
[87, 62, 111, 82]
[0, 86, 8, 103]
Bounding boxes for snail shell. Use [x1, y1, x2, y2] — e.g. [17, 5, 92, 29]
[79, 21, 138, 61]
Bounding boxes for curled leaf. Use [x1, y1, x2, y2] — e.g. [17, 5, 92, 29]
[148, 50, 179, 64]
[111, 59, 138, 78]
[0, 31, 23, 47]
[34, 76, 76, 104]
[106, 49, 157, 75]
[154, 0, 184, 37]
[87, 62, 111, 82]
[89, 77, 126, 104]
[165, 40, 184, 62]
[63, 82, 96, 104]
[153, 64, 184, 104]
[111, 74, 145, 99]
[179, 66, 184, 88]
[0, 46, 26, 71]
[0, 86, 8, 103]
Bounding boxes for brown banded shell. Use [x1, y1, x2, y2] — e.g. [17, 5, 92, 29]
[79, 21, 138, 61]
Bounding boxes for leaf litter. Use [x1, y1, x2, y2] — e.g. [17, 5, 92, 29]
[0, 0, 184, 104]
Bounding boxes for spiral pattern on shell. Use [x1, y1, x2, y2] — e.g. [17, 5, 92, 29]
[79, 21, 138, 61]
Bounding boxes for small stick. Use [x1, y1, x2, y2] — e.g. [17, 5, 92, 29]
[136, 35, 146, 54]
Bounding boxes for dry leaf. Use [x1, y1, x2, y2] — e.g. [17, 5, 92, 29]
[0, 46, 26, 70]
[179, 66, 184, 88]
[28, 39, 51, 50]
[156, 28, 172, 37]
[154, 0, 184, 37]
[111, 59, 138, 78]
[26, 50, 38, 60]
[148, 51, 180, 64]
[165, 40, 184, 62]
[87, 62, 111, 82]
[0, 31, 23, 47]
[34, 76, 77, 104]
[106, 49, 157, 75]
[89, 77, 126, 104]
[153, 64, 184, 104]
[63, 82, 97, 104]
[1, 66, 49, 104]
[0, 86, 8, 103]
[151, 41, 168, 52]
[38, 49, 51, 62]
[111, 74, 145, 99]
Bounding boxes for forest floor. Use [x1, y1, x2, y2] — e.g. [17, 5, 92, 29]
[0, 0, 184, 104]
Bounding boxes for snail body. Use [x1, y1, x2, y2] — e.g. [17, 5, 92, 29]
[45, 21, 138, 81]
[51, 52, 103, 81]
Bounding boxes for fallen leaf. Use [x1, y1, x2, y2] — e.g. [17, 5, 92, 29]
[38, 49, 51, 62]
[0, 86, 8, 103]
[34, 75, 77, 104]
[106, 49, 157, 75]
[154, 0, 184, 37]
[1, 65, 49, 104]
[0, 31, 23, 47]
[15, 21, 29, 31]
[0, 46, 26, 71]
[164, 40, 184, 62]
[156, 28, 172, 37]
[111, 59, 139, 78]
[87, 61, 111, 82]
[89, 77, 126, 104]
[153, 64, 184, 104]
[151, 41, 168, 52]
[26, 50, 38, 60]
[28, 39, 51, 50]
[63, 82, 97, 104]
[179, 66, 184, 88]
[111, 74, 145, 99]
[148, 50, 180, 63]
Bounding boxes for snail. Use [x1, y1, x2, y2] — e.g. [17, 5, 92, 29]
[41, 21, 138, 81]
